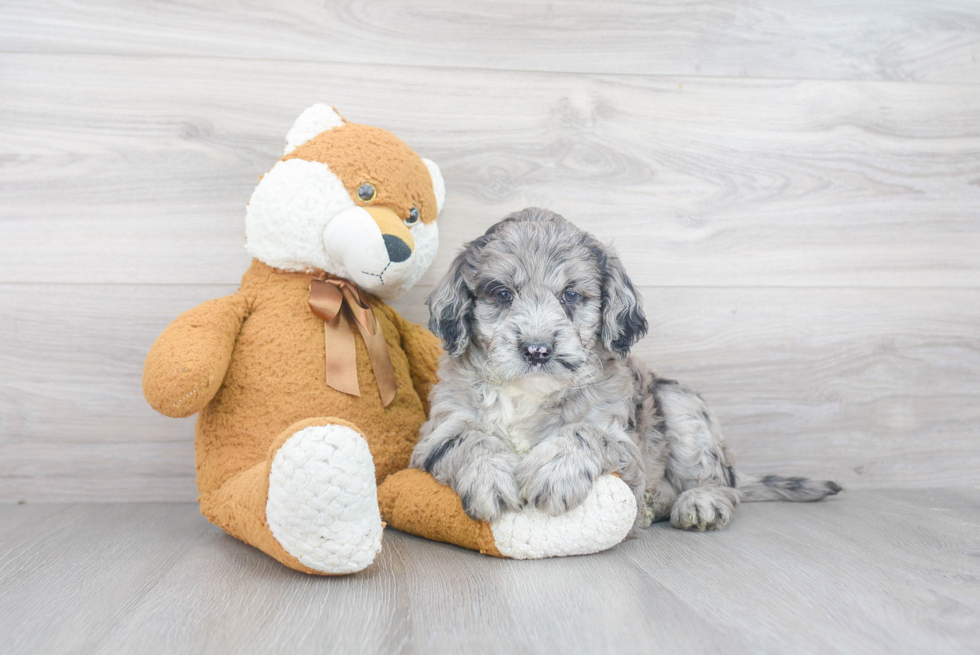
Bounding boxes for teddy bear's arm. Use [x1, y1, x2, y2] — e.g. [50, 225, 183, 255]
[387, 308, 443, 415]
[143, 293, 251, 418]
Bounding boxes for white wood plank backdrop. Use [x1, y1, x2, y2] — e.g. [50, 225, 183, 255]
[4, 0, 980, 83]
[1, 1, 978, 501]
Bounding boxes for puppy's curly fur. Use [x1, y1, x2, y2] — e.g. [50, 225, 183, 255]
[411, 208, 841, 530]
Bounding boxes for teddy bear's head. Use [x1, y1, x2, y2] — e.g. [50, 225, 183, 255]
[245, 105, 445, 299]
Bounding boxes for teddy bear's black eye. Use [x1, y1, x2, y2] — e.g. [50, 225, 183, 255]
[405, 207, 420, 226]
[357, 183, 376, 202]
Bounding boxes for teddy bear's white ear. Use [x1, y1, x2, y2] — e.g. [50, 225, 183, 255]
[422, 157, 445, 214]
[284, 104, 345, 155]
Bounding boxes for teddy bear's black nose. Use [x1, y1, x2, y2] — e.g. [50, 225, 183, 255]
[383, 235, 412, 263]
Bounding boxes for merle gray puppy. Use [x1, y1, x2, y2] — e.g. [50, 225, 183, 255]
[410, 208, 840, 531]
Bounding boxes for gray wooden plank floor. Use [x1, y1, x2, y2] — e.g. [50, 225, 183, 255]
[1, 489, 977, 654]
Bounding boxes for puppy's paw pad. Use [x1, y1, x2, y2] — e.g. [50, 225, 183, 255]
[670, 488, 735, 532]
[456, 463, 521, 523]
[516, 444, 601, 516]
[520, 471, 596, 516]
[460, 488, 517, 523]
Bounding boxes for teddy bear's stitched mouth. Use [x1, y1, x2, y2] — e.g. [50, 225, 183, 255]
[361, 261, 392, 285]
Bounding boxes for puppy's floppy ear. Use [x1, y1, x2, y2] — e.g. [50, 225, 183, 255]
[426, 249, 473, 357]
[589, 241, 648, 357]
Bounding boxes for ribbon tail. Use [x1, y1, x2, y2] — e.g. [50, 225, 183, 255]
[323, 311, 361, 397]
[354, 313, 398, 407]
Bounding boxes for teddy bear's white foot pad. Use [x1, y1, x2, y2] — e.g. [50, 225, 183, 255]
[266, 424, 383, 574]
[491, 475, 636, 560]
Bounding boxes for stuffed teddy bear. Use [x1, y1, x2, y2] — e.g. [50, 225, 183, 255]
[143, 105, 636, 575]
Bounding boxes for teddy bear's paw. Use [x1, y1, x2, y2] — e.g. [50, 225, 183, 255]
[266, 424, 383, 574]
[491, 474, 636, 560]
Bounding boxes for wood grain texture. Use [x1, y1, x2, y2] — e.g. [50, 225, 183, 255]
[1, 3, 978, 507]
[2, 0, 979, 83]
[1, 491, 977, 653]
[1, 54, 979, 287]
[2, 282, 977, 501]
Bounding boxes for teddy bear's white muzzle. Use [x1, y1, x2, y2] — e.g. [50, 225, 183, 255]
[323, 206, 415, 297]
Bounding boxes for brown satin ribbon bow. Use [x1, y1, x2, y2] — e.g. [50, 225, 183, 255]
[308, 276, 397, 407]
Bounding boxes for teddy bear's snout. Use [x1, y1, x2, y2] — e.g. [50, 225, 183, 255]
[363, 205, 415, 253]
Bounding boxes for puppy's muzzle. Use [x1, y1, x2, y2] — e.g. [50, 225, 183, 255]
[521, 342, 552, 365]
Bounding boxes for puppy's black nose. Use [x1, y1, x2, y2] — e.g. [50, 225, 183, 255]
[522, 342, 552, 365]
[383, 234, 412, 263]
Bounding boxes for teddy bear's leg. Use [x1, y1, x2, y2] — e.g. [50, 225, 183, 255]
[377, 469, 636, 559]
[200, 417, 383, 575]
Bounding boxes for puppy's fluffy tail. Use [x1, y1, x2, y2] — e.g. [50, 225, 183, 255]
[737, 474, 842, 502]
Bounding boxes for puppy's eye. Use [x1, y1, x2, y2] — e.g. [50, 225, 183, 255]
[405, 207, 420, 226]
[561, 289, 580, 304]
[357, 183, 377, 202]
[494, 289, 514, 304]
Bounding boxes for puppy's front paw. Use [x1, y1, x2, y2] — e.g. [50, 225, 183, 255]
[670, 487, 740, 531]
[517, 440, 602, 516]
[454, 455, 521, 522]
